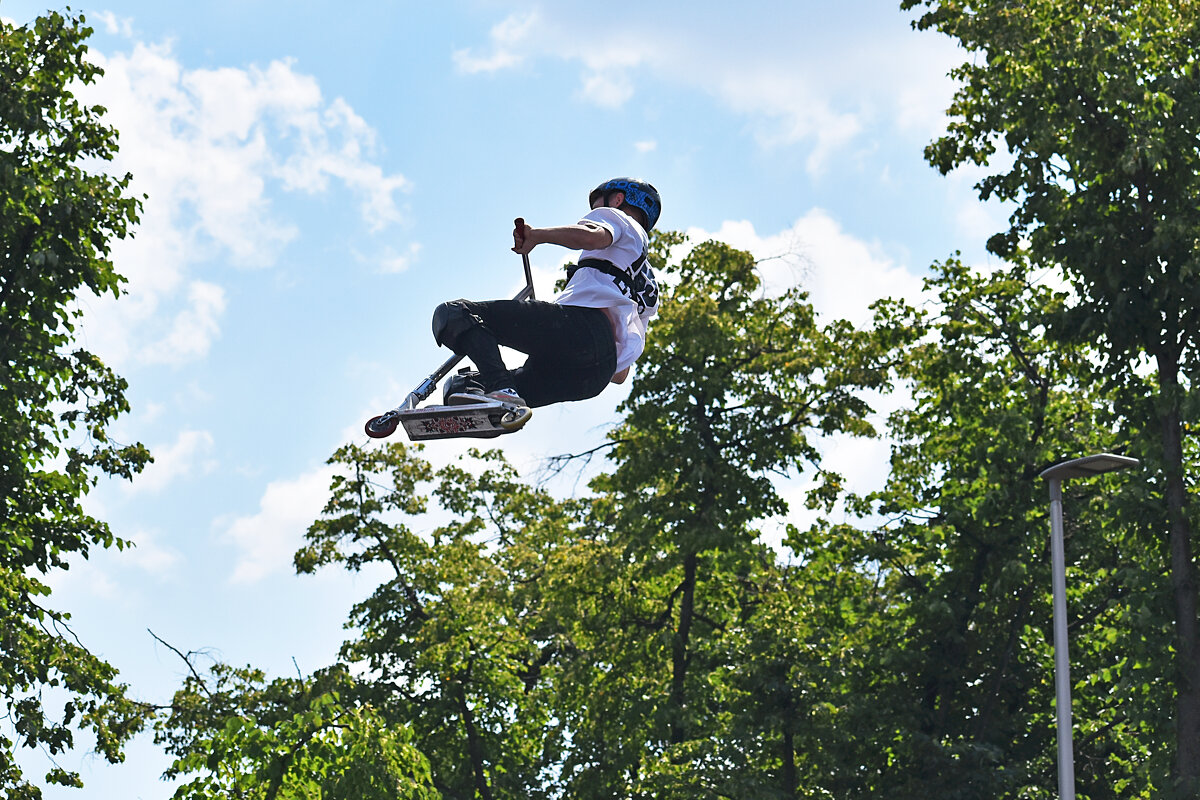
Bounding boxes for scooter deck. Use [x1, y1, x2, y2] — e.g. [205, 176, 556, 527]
[398, 402, 509, 441]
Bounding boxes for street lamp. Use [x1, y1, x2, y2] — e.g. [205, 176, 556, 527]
[1039, 453, 1139, 800]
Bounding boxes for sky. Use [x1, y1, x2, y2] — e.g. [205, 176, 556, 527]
[4, 1, 1010, 796]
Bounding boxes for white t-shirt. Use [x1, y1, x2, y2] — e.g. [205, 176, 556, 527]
[555, 207, 660, 374]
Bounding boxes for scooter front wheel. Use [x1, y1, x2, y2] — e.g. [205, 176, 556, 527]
[365, 414, 399, 439]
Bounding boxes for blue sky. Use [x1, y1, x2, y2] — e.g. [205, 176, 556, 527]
[5, 2, 1007, 796]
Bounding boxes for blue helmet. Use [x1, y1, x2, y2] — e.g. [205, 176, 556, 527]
[589, 178, 662, 231]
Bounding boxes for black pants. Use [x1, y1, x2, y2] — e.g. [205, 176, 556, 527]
[432, 299, 617, 408]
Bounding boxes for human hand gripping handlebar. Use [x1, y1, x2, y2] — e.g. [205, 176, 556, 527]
[514, 217, 535, 301]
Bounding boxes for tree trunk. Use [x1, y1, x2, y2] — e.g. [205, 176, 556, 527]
[670, 551, 698, 745]
[455, 681, 494, 800]
[1156, 351, 1200, 795]
[781, 725, 797, 799]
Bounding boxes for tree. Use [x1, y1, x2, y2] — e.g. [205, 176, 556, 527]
[295, 441, 577, 799]
[550, 235, 886, 798]
[823, 260, 1168, 798]
[0, 10, 152, 796]
[902, 1, 1200, 792]
[153, 655, 437, 800]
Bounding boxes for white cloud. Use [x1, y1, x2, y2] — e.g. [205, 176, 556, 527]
[122, 528, 182, 575]
[273, 96, 411, 231]
[712, 67, 863, 172]
[131, 429, 217, 493]
[452, 12, 538, 74]
[634, 140, 657, 153]
[453, 7, 961, 172]
[140, 281, 227, 365]
[376, 242, 423, 274]
[96, 11, 134, 37]
[74, 40, 410, 369]
[688, 209, 924, 326]
[48, 558, 121, 600]
[221, 466, 337, 584]
[943, 162, 1018, 256]
[579, 70, 634, 108]
[38, 528, 181, 603]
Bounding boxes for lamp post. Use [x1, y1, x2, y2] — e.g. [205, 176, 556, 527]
[1038, 453, 1139, 800]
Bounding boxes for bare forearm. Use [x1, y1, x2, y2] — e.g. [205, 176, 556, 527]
[514, 221, 612, 254]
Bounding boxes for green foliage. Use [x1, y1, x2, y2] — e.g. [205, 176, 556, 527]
[607, 237, 880, 535]
[154, 661, 437, 800]
[551, 235, 889, 799]
[208, 236, 891, 800]
[0, 10, 152, 797]
[9, 4, 1187, 798]
[818, 260, 1168, 798]
[299, 441, 578, 799]
[906, 0, 1200, 362]
[151, 230, 1181, 798]
[902, 1, 1200, 791]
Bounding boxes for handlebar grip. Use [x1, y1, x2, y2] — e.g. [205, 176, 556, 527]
[515, 218, 535, 301]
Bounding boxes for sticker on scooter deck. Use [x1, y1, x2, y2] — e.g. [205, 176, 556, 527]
[365, 401, 528, 442]
[401, 404, 507, 441]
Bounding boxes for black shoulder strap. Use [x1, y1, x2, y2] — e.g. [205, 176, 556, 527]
[566, 250, 657, 313]
[581, 258, 634, 288]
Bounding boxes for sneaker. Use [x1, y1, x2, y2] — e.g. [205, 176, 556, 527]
[446, 387, 487, 405]
[442, 371, 480, 405]
[484, 387, 527, 407]
[446, 387, 528, 407]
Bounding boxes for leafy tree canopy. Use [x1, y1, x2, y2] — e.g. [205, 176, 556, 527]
[902, 2, 1200, 790]
[1, 10, 152, 796]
